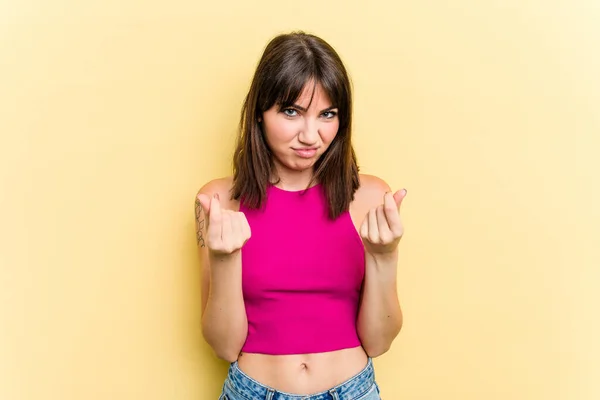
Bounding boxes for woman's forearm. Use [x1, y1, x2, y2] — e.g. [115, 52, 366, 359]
[356, 250, 403, 358]
[201, 251, 248, 362]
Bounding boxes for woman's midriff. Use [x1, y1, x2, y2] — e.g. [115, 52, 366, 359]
[236, 346, 369, 395]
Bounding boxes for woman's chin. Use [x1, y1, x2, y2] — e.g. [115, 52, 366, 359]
[281, 158, 315, 171]
[293, 161, 317, 171]
[274, 155, 319, 174]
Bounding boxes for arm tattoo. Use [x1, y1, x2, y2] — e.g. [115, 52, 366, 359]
[195, 197, 206, 248]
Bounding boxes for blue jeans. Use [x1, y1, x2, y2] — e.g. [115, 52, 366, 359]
[218, 358, 381, 400]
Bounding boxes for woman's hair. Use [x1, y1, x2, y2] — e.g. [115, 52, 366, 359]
[231, 31, 360, 219]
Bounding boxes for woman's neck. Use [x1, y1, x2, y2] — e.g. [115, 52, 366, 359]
[271, 167, 316, 191]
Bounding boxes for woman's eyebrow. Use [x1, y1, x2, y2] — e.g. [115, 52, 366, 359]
[290, 104, 338, 112]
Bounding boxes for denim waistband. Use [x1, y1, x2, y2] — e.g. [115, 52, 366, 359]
[224, 358, 375, 400]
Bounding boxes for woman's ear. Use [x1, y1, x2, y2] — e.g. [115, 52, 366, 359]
[257, 116, 262, 122]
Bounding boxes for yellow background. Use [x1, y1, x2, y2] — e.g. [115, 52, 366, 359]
[1, 1, 598, 399]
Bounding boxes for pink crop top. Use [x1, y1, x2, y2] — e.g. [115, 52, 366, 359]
[239, 183, 366, 355]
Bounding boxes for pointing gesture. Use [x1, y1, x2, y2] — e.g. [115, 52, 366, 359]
[196, 193, 251, 256]
[360, 189, 407, 255]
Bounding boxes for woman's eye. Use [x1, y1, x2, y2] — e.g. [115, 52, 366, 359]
[283, 108, 298, 117]
[322, 111, 338, 119]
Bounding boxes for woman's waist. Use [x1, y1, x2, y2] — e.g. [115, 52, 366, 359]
[235, 346, 369, 395]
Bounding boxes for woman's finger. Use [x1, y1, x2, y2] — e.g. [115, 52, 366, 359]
[240, 213, 252, 242]
[221, 210, 233, 246]
[393, 189, 407, 209]
[376, 203, 392, 243]
[367, 208, 379, 243]
[360, 217, 369, 240]
[383, 192, 403, 237]
[207, 194, 222, 242]
[232, 212, 245, 247]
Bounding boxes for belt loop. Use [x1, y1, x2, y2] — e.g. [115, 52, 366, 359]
[329, 388, 340, 400]
[265, 388, 275, 400]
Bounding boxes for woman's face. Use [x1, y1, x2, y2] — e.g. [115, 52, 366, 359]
[261, 82, 339, 177]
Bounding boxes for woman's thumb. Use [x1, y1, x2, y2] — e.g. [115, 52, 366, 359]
[196, 193, 211, 216]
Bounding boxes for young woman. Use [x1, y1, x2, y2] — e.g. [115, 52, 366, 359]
[195, 31, 407, 400]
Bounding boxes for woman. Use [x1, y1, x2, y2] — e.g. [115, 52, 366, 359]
[195, 31, 407, 400]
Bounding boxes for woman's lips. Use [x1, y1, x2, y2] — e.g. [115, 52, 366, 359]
[293, 148, 318, 158]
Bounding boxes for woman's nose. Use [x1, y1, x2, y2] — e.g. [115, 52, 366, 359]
[298, 120, 319, 145]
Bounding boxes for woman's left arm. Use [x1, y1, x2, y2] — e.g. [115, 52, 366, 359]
[356, 183, 407, 358]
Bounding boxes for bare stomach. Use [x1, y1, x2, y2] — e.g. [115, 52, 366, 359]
[236, 346, 369, 395]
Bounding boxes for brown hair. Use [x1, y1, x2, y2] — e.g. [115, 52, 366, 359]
[231, 31, 360, 219]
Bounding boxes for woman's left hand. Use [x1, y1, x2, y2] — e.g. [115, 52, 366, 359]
[360, 189, 407, 256]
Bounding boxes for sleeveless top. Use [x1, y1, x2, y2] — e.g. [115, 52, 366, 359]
[239, 183, 365, 355]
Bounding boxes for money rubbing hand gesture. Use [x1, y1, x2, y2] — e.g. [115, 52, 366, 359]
[196, 193, 251, 256]
[360, 189, 407, 256]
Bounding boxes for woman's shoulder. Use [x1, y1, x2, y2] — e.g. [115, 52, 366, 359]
[357, 173, 391, 198]
[352, 174, 392, 211]
[195, 176, 238, 209]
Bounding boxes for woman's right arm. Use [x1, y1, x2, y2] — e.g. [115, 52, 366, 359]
[195, 180, 249, 362]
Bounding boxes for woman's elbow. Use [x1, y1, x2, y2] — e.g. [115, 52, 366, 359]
[203, 336, 242, 363]
[361, 324, 402, 358]
[214, 348, 240, 363]
[363, 342, 392, 358]
[201, 325, 244, 362]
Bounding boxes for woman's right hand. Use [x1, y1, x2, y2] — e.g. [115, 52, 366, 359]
[196, 193, 251, 256]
